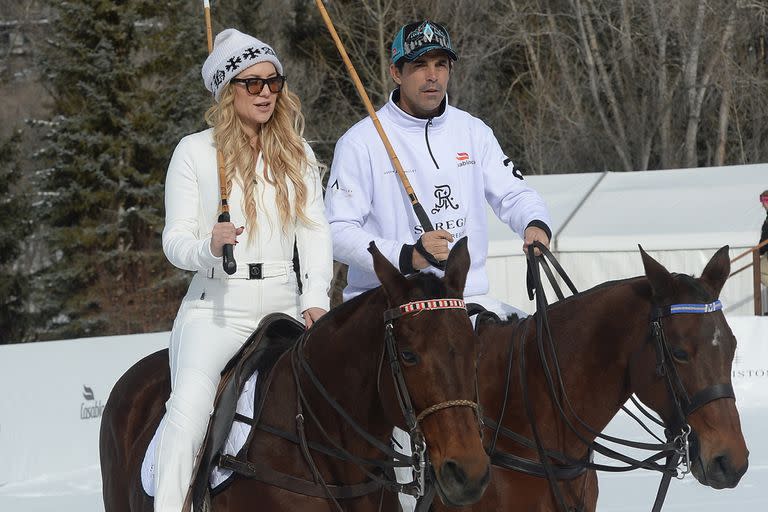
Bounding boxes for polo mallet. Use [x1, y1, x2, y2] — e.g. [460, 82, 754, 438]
[205, 0, 236, 275]
[313, 1, 445, 270]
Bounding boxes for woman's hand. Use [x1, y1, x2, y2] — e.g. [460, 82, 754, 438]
[210, 222, 244, 257]
[302, 307, 327, 329]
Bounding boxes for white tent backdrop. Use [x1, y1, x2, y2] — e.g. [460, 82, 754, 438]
[485, 163, 767, 316]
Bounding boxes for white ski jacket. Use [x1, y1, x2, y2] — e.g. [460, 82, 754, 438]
[163, 128, 332, 312]
[325, 91, 551, 300]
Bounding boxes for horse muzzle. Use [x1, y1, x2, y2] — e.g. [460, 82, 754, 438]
[689, 430, 749, 489]
[434, 457, 491, 507]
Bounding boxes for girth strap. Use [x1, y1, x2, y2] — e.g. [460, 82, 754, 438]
[217, 454, 384, 499]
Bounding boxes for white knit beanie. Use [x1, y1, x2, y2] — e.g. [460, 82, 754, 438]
[201, 28, 284, 102]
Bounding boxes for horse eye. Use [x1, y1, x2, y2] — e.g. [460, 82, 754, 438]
[400, 350, 420, 366]
[671, 348, 689, 362]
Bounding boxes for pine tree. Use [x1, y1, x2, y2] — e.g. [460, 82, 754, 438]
[31, 0, 210, 339]
[0, 131, 33, 343]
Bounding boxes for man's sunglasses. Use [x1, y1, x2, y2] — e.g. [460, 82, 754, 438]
[230, 75, 286, 95]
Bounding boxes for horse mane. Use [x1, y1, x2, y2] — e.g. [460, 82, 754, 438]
[493, 268, 715, 328]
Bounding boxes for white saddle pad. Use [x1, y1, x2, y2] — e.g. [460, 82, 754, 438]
[141, 370, 259, 496]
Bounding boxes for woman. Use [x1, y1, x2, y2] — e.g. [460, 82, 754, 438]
[154, 28, 333, 511]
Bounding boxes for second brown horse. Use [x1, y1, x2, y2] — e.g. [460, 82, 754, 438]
[433, 246, 748, 511]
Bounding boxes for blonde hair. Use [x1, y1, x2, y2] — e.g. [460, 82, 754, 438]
[204, 81, 314, 240]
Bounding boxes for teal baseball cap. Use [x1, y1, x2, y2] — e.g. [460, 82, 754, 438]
[391, 20, 457, 65]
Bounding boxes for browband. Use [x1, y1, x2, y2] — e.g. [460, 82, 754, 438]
[652, 300, 722, 320]
[384, 299, 466, 322]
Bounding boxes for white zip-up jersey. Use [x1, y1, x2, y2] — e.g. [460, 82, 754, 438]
[325, 91, 552, 301]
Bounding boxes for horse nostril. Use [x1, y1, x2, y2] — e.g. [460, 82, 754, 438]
[441, 459, 468, 487]
[714, 454, 730, 474]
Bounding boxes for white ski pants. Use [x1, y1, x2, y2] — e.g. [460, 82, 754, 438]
[153, 269, 299, 512]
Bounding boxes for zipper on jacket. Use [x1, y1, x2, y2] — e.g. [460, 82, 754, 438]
[425, 119, 439, 169]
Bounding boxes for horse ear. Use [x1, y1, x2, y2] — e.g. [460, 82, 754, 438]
[444, 237, 470, 295]
[700, 245, 730, 298]
[368, 241, 409, 301]
[639, 245, 674, 300]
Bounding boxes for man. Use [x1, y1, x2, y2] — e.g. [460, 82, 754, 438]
[325, 20, 552, 320]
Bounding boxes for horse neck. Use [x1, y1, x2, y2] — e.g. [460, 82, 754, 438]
[544, 279, 652, 428]
[484, 278, 652, 451]
[301, 290, 392, 445]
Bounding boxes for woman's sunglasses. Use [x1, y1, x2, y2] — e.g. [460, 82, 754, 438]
[230, 75, 286, 95]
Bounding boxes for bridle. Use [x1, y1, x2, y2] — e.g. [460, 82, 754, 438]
[382, 298, 482, 497]
[647, 299, 735, 478]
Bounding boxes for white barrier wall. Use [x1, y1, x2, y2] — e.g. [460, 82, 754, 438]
[0, 319, 765, 511]
[0, 332, 168, 487]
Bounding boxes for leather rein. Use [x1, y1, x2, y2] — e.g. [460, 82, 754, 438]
[484, 243, 734, 512]
[219, 297, 480, 511]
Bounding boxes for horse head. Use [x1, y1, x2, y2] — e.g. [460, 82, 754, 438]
[369, 237, 490, 506]
[630, 245, 748, 489]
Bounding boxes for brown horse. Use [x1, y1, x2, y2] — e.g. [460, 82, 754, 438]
[432, 245, 749, 512]
[100, 239, 490, 512]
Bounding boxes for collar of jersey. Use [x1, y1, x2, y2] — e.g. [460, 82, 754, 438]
[382, 89, 449, 133]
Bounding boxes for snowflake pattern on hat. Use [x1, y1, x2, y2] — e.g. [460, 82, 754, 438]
[202, 29, 283, 102]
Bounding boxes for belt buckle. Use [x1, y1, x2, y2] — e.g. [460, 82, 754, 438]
[248, 263, 263, 280]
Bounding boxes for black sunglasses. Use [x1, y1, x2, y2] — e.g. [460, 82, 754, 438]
[230, 75, 286, 95]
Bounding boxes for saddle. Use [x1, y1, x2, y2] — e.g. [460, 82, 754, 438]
[186, 313, 305, 511]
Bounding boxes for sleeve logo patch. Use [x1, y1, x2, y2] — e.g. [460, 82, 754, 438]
[328, 179, 353, 197]
[503, 158, 525, 180]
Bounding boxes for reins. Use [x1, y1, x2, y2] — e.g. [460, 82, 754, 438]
[486, 242, 734, 512]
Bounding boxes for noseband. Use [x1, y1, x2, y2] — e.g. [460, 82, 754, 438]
[382, 298, 482, 497]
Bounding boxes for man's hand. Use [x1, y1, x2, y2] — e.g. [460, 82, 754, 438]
[413, 229, 454, 270]
[210, 222, 245, 257]
[523, 226, 550, 256]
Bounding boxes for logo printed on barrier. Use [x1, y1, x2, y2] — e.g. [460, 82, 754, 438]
[80, 385, 105, 420]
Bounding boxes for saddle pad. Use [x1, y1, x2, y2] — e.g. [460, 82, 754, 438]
[141, 370, 259, 496]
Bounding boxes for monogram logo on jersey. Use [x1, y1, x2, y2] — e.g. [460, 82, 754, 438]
[431, 184, 460, 214]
